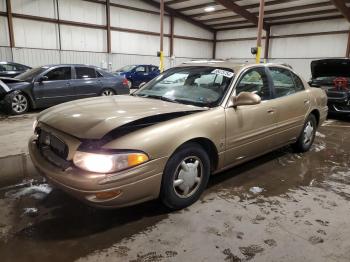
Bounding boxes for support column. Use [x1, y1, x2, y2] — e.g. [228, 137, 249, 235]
[170, 16, 174, 57]
[256, 0, 265, 64]
[346, 31, 350, 58]
[264, 27, 270, 62]
[106, 0, 111, 54]
[159, 0, 165, 72]
[213, 31, 217, 59]
[6, 0, 15, 48]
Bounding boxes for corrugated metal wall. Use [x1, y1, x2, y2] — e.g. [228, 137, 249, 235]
[216, 19, 350, 80]
[0, 0, 214, 70]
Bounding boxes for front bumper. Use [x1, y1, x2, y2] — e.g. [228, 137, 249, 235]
[29, 135, 166, 208]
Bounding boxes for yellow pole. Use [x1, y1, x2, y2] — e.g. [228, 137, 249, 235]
[256, 0, 265, 64]
[159, 0, 164, 72]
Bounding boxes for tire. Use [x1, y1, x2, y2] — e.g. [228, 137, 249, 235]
[292, 114, 317, 152]
[101, 89, 116, 96]
[5, 92, 29, 115]
[160, 142, 210, 210]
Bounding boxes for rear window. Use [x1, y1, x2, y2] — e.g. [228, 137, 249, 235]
[76, 67, 96, 79]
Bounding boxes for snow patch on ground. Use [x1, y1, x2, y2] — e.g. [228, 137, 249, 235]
[316, 132, 326, 138]
[249, 187, 264, 194]
[5, 184, 52, 200]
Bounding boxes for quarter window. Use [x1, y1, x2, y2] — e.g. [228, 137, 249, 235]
[236, 68, 271, 100]
[269, 67, 301, 98]
[76, 67, 96, 79]
[291, 73, 305, 91]
[45, 67, 71, 81]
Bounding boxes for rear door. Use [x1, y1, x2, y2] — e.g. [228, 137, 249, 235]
[33, 66, 73, 107]
[133, 65, 149, 86]
[224, 66, 280, 166]
[71, 66, 100, 98]
[147, 66, 160, 81]
[267, 67, 310, 144]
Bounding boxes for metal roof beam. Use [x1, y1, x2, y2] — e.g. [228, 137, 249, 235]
[330, 0, 350, 22]
[214, 0, 268, 30]
[140, 0, 214, 32]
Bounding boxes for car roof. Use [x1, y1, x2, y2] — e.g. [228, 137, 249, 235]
[42, 64, 100, 68]
[176, 60, 293, 73]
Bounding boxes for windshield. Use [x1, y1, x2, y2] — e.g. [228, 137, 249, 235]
[133, 66, 234, 107]
[15, 67, 46, 82]
[117, 65, 137, 72]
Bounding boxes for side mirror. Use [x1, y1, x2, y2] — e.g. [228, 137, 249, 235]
[232, 92, 261, 107]
[139, 82, 146, 88]
[38, 76, 48, 83]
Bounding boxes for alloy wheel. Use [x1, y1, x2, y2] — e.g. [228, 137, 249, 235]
[11, 93, 28, 114]
[101, 90, 115, 96]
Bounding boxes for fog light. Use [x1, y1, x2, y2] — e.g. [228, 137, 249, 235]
[94, 190, 122, 200]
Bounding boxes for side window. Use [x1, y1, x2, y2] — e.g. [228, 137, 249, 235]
[76, 67, 96, 79]
[135, 66, 146, 73]
[236, 68, 271, 100]
[291, 73, 305, 91]
[1, 64, 17, 71]
[45, 67, 71, 81]
[269, 67, 299, 98]
[151, 66, 158, 72]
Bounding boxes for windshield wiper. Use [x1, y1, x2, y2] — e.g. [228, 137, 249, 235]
[137, 94, 180, 104]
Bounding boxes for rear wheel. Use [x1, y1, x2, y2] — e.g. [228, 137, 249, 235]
[293, 114, 317, 152]
[7, 92, 29, 115]
[101, 89, 116, 96]
[160, 143, 210, 210]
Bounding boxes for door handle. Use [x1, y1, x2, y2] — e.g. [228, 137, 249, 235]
[304, 99, 310, 105]
[267, 109, 275, 114]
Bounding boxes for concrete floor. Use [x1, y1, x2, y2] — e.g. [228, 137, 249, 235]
[0, 117, 349, 262]
[0, 112, 37, 157]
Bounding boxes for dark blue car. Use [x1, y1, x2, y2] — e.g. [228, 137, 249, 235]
[115, 64, 160, 88]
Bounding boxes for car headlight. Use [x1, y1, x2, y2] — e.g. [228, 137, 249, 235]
[73, 151, 149, 173]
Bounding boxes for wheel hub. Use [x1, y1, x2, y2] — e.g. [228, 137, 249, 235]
[303, 121, 314, 145]
[178, 162, 198, 191]
[173, 157, 202, 198]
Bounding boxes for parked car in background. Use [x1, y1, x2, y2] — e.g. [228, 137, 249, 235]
[0, 64, 129, 115]
[29, 61, 327, 210]
[114, 64, 160, 88]
[309, 59, 350, 115]
[0, 61, 31, 78]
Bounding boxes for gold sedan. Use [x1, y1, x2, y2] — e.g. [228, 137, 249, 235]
[29, 61, 328, 210]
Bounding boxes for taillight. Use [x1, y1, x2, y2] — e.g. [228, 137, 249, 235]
[333, 77, 348, 91]
[122, 78, 129, 87]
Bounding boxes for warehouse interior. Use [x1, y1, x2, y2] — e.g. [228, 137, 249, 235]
[0, 0, 350, 261]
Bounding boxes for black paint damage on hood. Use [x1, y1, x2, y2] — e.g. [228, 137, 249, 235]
[78, 110, 205, 151]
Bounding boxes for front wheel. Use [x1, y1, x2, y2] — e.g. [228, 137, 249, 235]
[101, 89, 116, 96]
[293, 114, 317, 152]
[6, 92, 29, 115]
[160, 142, 210, 210]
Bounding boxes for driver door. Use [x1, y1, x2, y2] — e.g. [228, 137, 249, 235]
[133, 66, 148, 86]
[33, 66, 73, 107]
[224, 67, 280, 166]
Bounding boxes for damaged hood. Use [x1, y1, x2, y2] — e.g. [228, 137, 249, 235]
[311, 59, 350, 79]
[0, 77, 30, 94]
[38, 95, 205, 139]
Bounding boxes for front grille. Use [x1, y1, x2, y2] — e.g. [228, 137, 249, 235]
[38, 129, 69, 160]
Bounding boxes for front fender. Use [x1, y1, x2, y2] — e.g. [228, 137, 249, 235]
[102, 107, 226, 161]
